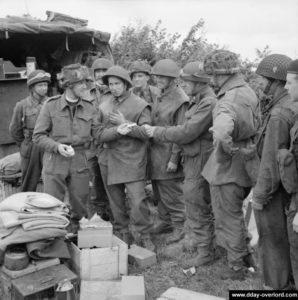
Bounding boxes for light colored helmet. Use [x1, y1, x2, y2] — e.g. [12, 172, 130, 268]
[204, 50, 240, 75]
[91, 58, 113, 71]
[102, 66, 132, 88]
[151, 59, 180, 78]
[27, 69, 51, 87]
[256, 54, 292, 81]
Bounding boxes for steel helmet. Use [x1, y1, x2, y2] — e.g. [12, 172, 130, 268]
[91, 58, 113, 71]
[27, 69, 51, 87]
[181, 61, 211, 83]
[61, 63, 88, 88]
[204, 50, 240, 75]
[151, 59, 180, 78]
[102, 66, 132, 88]
[129, 60, 151, 78]
[256, 54, 292, 81]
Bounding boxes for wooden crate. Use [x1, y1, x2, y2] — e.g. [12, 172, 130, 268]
[11, 264, 78, 300]
[68, 235, 128, 281]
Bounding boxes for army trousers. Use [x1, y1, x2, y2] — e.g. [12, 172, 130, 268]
[183, 155, 214, 249]
[100, 164, 152, 235]
[254, 186, 292, 289]
[210, 183, 250, 269]
[87, 156, 110, 217]
[152, 178, 185, 227]
[20, 141, 44, 192]
[43, 150, 89, 221]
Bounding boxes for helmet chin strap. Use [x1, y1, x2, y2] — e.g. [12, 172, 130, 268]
[263, 78, 274, 95]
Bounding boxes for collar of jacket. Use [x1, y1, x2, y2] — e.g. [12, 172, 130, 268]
[113, 90, 131, 104]
[60, 93, 84, 111]
[191, 85, 215, 104]
[160, 80, 177, 98]
[217, 73, 246, 98]
[29, 94, 47, 106]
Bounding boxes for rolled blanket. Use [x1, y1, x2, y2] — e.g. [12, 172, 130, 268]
[0, 227, 67, 264]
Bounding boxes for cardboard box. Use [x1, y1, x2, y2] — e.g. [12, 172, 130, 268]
[78, 215, 113, 248]
[128, 244, 156, 268]
[122, 276, 145, 300]
[160, 287, 225, 300]
[80, 280, 121, 300]
[68, 235, 128, 280]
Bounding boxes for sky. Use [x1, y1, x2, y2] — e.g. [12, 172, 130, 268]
[0, 0, 297, 61]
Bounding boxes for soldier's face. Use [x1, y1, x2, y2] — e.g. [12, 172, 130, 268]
[257, 75, 271, 92]
[33, 82, 48, 97]
[285, 73, 298, 102]
[132, 72, 149, 88]
[155, 75, 172, 90]
[180, 80, 195, 96]
[108, 76, 126, 97]
[72, 80, 87, 98]
[94, 69, 107, 84]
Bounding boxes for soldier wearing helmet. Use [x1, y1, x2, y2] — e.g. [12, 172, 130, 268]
[143, 61, 217, 263]
[284, 59, 298, 289]
[252, 54, 298, 289]
[33, 63, 96, 232]
[92, 65, 155, 251]
[201, 50, 260, 280]
[9, 69, 51, 191]
[91, 57, 113, 97]
[129, 60, 159, 104]
[148, 59, 189, 245]
[252, 54, 297, 289]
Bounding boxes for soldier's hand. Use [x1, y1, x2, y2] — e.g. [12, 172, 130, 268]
[109, 110, 126, 125]
[166, 161, 178, 173]
[143, 124, 155, 137]
[58, 144, 74, 157]
[117, 123, 132, 135]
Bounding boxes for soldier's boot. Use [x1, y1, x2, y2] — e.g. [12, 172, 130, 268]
[141, 235, 156, 252]
[182, 234, 199, 252]
[182, 247, 218, 268]
[152, 220, 173, 235]
[219, 266, 248, 281]
[165, 226, 185, 245]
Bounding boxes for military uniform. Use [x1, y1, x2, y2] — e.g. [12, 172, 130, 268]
[33, 93, 96, 222]
[153, 85, 216, 251]
[92, 90, 153, 237]
[202, 73, 260, 270]
[132, 85, 159, 104]
[9, 95, 46, 191]
[253, 55, 297, 289]
[150, 83, 188, 227]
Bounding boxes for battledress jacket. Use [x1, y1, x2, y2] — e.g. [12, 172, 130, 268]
[150, 83, 189, 180]
[152, 85, 216, 157]
[92, 91, 151, 185]
[253, 90, 298, 205]
[202, 73, 260, 187]
[33, 94, 96, 153]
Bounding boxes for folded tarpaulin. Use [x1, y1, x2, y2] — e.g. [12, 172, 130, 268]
[0, 192, 68, 213]
[0, 211, 69, 229]
[26, 238, 70, 260]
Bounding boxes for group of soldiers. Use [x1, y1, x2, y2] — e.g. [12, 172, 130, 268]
[8, 49, 298, 288]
